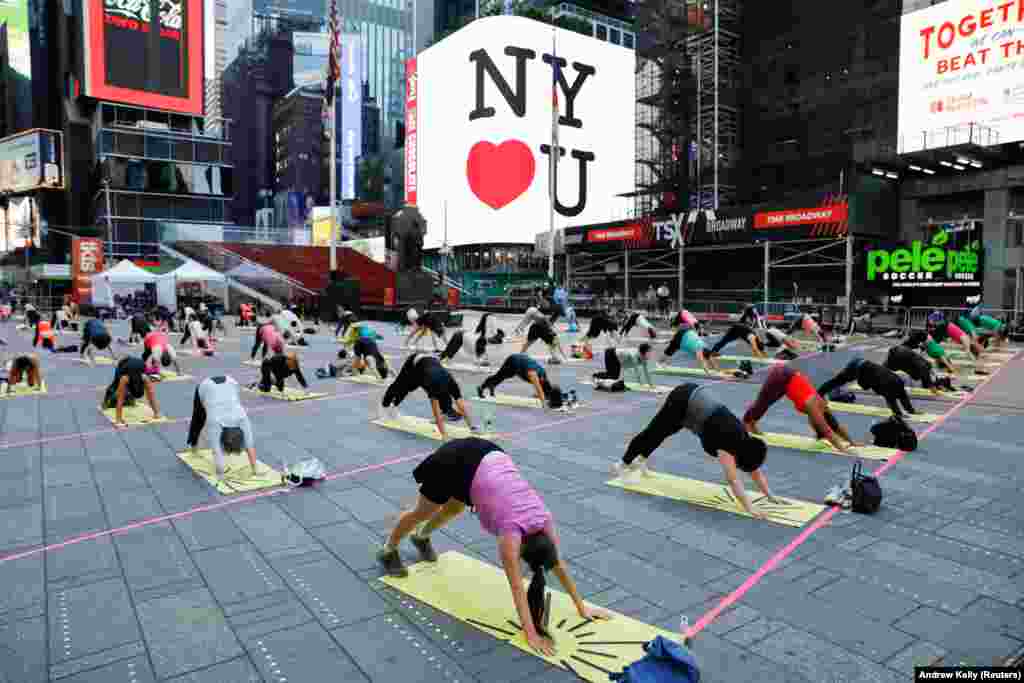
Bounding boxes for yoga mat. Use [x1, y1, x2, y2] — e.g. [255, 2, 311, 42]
[243, 386, 328, 402]
[754, 431, 899, 460]
[825, 400, 940, 423]
[381, 551, 681, 682]
[0, 381, 47, 398]
[580, 380, 672, 395]
[339, 373, 390, 386]
[74, 356, 115, 366]
[372, 414, 496, 441]
[652, 365, 744, 380]
[471, 393, 583, 412]
[530, 356, 588, 365]
[151, 370, 193, 383]
[242, 359, 262, 367]
[100, 404, 169, 426]
[440, 361, 493, 374]
[714, 355, 781, 365]
[176, 449, 282, 495]
[851, 383, 970, 401]
[608, 470, 824, 528]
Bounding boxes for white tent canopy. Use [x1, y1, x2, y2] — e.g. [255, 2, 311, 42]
[91, 260, 158, 308]
[157, 260, 229, 311]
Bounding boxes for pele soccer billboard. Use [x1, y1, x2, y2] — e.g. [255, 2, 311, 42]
[407, 15, 635, 249]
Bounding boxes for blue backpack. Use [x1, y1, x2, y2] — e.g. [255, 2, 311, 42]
[609, 636, 700, 683]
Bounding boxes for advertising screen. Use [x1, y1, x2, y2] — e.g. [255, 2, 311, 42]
[0, 0, 32, 131]
[81, 0, 204, 115]
[341, 35, 362, 201]
[898, 0, 1024, 152]
[412, 15, 635, 249]
[293, 31, 329, 88]
[0, 129, 62, 193]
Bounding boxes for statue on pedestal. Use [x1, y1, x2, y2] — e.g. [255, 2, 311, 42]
[391, 204, 427, 272]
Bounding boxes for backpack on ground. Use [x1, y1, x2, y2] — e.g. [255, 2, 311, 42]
[870, 415, 917, 452]
[609, 636, 700, 683]
[850, 461, 883, 514]
[593, 377, 628, 392]
[283, 457, 326, 487]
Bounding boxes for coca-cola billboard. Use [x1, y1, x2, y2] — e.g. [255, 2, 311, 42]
[81, 0, 203, 115]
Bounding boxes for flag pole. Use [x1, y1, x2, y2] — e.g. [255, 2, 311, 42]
[548, 29, 556, 282]
[327, 0, 338, 273]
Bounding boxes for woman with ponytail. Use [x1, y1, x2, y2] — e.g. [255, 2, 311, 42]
[378, 437, 610, 655]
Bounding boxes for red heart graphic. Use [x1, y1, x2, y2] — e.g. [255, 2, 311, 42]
[466, 140, 535, 210]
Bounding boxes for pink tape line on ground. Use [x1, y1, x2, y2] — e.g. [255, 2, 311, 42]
[683, 351, 1019, 641]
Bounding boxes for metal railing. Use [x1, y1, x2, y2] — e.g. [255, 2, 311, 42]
[170, 241, 317, 309]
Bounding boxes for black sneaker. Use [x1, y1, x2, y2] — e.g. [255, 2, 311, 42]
[410, 535, 438, 562]
[477, 385, 485, 399]
[376, 547, 408, 577]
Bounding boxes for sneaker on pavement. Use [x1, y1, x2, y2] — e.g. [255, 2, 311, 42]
[376, 547, 408, 577]
[410, 535, 438, 562]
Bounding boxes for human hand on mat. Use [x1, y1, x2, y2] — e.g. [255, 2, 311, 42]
[526, 631, 556, 657]
[578, 605, 612, 621]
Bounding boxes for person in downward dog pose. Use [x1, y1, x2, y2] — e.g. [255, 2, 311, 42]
[102, 357, 161, 426]
[760, 327, 804, 360]
[180, 315, 215, 355]
[929, 317, 984, 366]
[901, 330, 957, 375]
[404, 309, 447, 351]
[816, 357, 918, 417]
[786, 313, 829, 345]
[381, 353, 479, 438]
[616, 383, 774, 519]
[593, 344, 655, 388]
[513, 306, 551, 338]
[32, 316, 57, 351]
[739, 305, 767, 330]
[376, 437, 610, 656]
[438, 329, 489, 367]
[969, 305, 1010, 349]
[619, 311, 658, 341]
[185, 375, 260, 481]
[884, 345, 945, 397]
[520, 319, 567, 364]
[670, 309, 706, 336]
[251, 320, 285, 361]
[477, 353, 563, 409]
[742, 365, 860, 453]
[6, 354, 43, 392]
[142, 330, 183, 376]
[352, 335, 390, 379]
[658, 323, 722, 375]
[707, 323, 768, 359]
[579, 310, 619, 356]
[80, 318, 117, 365]
[255, 352, 308, 394]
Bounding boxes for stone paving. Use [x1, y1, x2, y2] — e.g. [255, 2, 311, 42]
[0, 312, 1022, 682]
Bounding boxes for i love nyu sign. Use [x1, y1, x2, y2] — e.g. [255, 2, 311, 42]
[410, 15, 635, 249]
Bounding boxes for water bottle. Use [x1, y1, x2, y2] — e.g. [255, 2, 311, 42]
[680, 615, 693, 647]
[482, 407, 495, 434]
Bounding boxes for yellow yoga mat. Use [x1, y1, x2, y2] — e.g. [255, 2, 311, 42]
[151, 370, 193, 383]
[754, 431, 899, 460]
[580, 380, 672, 395]
[471, 393, 544, 409]
[440, 361, 493, 374]
[826, 400, 940, 424]
[339, 373, 390, 387]
[0, 381, 47, 398]
[381, 551, 681, 682]
[372, 414, 496, 441]
[74, 356, 115, 365]
[530, 356, 588, 365]
[100, 404, 169, 426]
[176, 449, 282, 494]
[652, 365, 742, 380]
[714, 355, 781, 365]
[243, 386, 328, 402]
[607, 470, 824, 528]
[852, 383, 969, 400]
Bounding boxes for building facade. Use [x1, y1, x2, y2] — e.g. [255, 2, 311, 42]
[273, 88, 326, 204]
[205, 0, 230, 135]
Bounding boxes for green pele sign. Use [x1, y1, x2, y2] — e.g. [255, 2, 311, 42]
[865, 230, 982, 285]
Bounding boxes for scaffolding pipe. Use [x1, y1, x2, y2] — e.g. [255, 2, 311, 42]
[763, 242, 770, 311]
[624, 249, 630, 305]
[713, 0, 719, 210]
[677, 238, 684, 308]
[845, 233, 854, 323]
[1016, 266, 1023, 319]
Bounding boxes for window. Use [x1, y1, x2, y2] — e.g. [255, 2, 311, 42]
[596, 24, 607, 41]
[609, 28, 620, 44]
[1011, 219, 1024, 247]
[623, 33, 634, 49]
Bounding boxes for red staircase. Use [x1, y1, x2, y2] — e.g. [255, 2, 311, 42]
[220, 243, 396, 305]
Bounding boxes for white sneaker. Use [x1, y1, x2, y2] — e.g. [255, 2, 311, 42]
[612, 461, 641, 482]
[387, 406, 399, 421]
[635, 457, 652, 477]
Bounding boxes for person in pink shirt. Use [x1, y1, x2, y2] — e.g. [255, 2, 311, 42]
[251, 321, 284, 361]
[671, 309, 704, 334]
[378, 438, 610, 656]
[142, 330, 182, 375]
[786, 313, 829, 345]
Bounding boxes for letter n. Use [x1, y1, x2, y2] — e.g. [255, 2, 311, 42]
[468, 47, 536, 121]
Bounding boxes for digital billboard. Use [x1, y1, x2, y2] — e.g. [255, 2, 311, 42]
[341, 35, 362, 201]
[293, 31, 329, 88]
[898, 0, 1024, 152]
[0, 129, 63, 193]
[81, 0, 204, 115]
[0, 0, 33, 132]
[411, 16, 635, 249]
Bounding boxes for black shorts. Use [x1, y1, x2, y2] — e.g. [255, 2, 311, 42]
[353, 337, 377, 358]
[92, 333, 111, 350]
[527, 324, 555, 346]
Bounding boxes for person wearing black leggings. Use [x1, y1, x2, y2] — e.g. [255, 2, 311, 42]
[708, 324, 766, 358]
[439, 330, 488, 366]
[353, 337, 390, 379]
[520, 320, 566, 363]
[381, 353, 478, 438]
[617, 384, 772, 519]
[478, 353, 562, 408]
[884, 345, 942, 396]
[739, 305, 766, 330]
[817, 357, 917, 417]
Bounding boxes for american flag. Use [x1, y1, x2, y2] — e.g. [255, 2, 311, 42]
[550, 35, 559, 201]
[325, 0, 341, 107]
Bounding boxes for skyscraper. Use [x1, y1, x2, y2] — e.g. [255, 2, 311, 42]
[205, 0, 229, 134]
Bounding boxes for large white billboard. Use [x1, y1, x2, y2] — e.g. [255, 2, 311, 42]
[411, 15, 635, 249]
[899, 0, 1024, 153]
